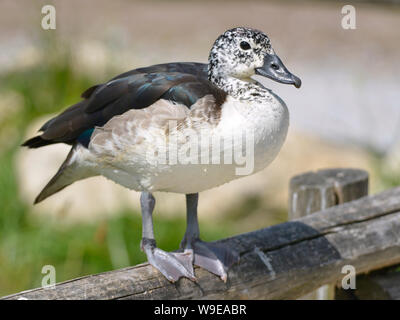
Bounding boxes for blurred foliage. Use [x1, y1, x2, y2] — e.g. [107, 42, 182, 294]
[0, 41, 234, 297]
[1, 42, 93, 128]
[369, 151, 400, 191]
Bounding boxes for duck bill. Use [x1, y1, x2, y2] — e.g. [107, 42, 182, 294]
[255, 54, 301, 88]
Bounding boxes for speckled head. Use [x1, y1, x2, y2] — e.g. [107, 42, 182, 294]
[208, 27, 301, 91]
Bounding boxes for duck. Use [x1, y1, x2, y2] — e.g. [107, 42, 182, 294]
[22, 27, 301, 282]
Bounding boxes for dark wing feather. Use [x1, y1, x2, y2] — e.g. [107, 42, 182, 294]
[161, 78, 227, 108]
[80, 84, 101, 99]
[22, 62, 225, 149]
[109, 62, 208, 82]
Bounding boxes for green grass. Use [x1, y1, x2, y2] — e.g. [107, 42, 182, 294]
[0, 44, 235, 297]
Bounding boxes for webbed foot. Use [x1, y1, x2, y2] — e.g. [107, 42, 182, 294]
[141, 238, 195, 282]
[181, 238, 239, 282]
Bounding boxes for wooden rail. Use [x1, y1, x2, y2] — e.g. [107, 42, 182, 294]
[3, 168, 400, 300]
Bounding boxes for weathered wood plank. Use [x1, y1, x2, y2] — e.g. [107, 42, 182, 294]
[3, 186, 400, 300]
[288, 168, 369, 299]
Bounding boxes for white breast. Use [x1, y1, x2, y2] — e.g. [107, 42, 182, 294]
[216, 94, 289, 174]
[85, 93, 289, 194]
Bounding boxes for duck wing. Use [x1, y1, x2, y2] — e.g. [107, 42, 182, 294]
[22, 62, 226, 148]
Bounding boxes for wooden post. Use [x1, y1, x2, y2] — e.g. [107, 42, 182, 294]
[289, 168, 369, 300]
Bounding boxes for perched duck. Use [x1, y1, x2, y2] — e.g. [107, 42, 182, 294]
[22, 27, 301, 282]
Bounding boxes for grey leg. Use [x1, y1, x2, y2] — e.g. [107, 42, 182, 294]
[180, 193, 240, 282]
[182, 193, 200, 247]
[140, 191, 156, 242]
[140, 192, 195, 282]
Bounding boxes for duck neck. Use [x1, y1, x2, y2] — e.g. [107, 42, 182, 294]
[208, 69, 273, 103]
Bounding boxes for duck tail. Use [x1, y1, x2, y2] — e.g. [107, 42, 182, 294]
[34, 145, 92, 204]
[21, 136, 55, 148]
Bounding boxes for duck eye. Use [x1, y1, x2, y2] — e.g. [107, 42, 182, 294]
[240, 41, 251, 50]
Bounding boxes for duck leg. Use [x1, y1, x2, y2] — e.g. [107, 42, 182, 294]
[180, 193, 240, 282]
[140, 192, 195, 282]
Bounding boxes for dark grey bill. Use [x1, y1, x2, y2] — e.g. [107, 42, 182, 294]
[255, 54, 301, 88]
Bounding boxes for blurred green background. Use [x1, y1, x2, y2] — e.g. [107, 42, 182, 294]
[1, 0, 399, 296]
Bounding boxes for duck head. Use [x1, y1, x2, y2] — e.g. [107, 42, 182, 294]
[208, 27, 301, 89]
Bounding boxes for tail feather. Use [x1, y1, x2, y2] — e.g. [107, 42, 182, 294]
[21, 136, 54, 148]
[34, 145, 92, 204]
[34, 164, 71, 204]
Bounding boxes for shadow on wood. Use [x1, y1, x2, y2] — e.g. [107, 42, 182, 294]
[336, 264, 400, 300]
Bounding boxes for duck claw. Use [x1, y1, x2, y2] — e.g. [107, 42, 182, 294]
[191, 240, 240, 282]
